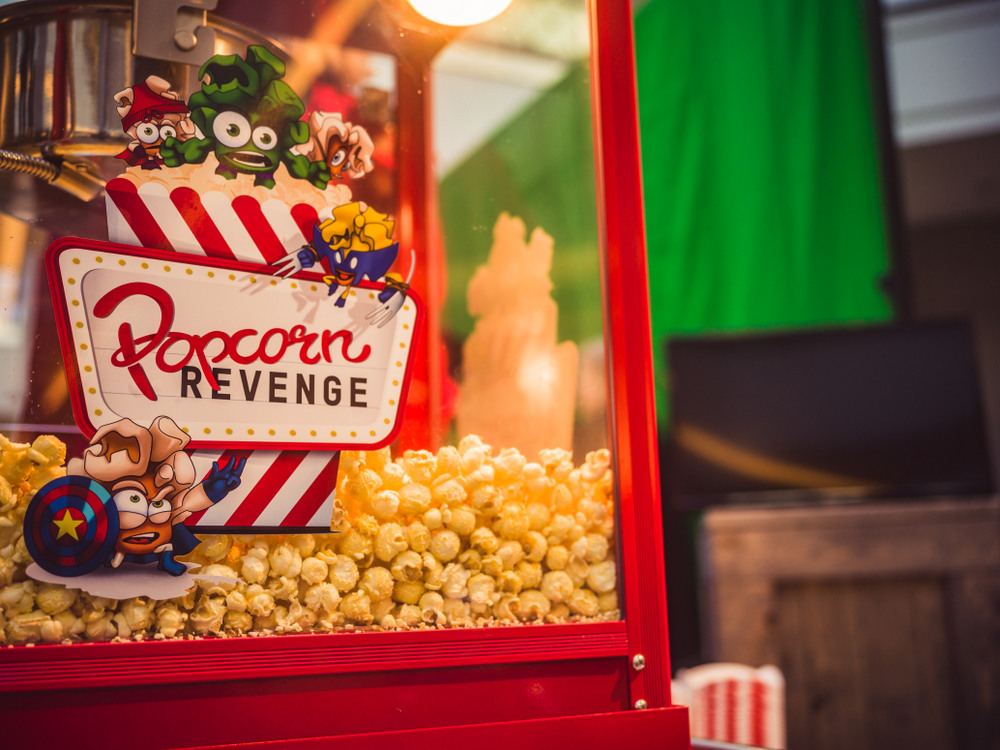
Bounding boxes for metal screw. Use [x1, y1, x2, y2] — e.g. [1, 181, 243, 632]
[174, 29, 197, 51]
[634, 699, 648, 710]
[632, 654, 646, 671]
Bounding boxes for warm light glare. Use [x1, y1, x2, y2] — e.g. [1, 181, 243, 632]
[407, 0, 513, 26]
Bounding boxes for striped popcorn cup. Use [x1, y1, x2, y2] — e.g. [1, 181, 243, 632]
[105, 176, 332, 264]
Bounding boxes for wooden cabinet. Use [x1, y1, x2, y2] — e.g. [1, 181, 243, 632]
[700, 499, 1000, 750]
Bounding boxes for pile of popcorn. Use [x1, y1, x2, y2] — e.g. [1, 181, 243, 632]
[0, 433, 618, 644]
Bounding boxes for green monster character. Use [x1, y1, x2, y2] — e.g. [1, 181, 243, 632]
[159, 45, 329, 189]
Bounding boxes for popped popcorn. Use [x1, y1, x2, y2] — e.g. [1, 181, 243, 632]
[0, 433, 619, 643]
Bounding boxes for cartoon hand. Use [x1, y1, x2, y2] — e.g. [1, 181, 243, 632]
[272, 245, 315, 279]
[202, 456, 247, 504]
[161, 136, 213, 167]
[284, 151, 330, 189]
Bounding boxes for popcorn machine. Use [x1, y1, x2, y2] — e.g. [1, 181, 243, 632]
[0, 1, 690, 746]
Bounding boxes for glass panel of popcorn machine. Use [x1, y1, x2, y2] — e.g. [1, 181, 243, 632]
[0, 0, 616, 644]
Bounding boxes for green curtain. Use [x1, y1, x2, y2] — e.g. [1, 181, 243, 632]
[635, 0, 894, 420]
[439, 0, 894, 424]
[438, 63, 603, 347]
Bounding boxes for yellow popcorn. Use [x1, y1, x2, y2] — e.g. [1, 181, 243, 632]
[522, 530, 548, 563]
[390, 550, 423, 582]
[567, 587, 599, 617]
[400, 450, 435, 484]
[339, 590, 373, 624]
[439, 562, 471, 599]
[35, 583, 77, 616]
[360, 567, 394, 602]
[120, 597, 155, 633]
[398, 483, 432, 515]
[405, 521, 431, 553]
[493, 593, 520, 621]
[374, 523, 407, 562]
[469, 527, 499, 555]
[467, 573, 496, 615]
[328, 555, 360, 592]
[435, 446, 461, 478]
[304, 582, 341, 613]
[598, 590, 618, 614]
[495, 502, 529, 540]
[154, 602, 187, 638]
[517, 590, 550, 621]
[496, 570, 522, 595]
[540, 570, 574, 603]
[396, 603, 422, 627]
[432, 477, 467, 506]
[441, 596, 471, 625]
[442, 506, 476, 537]
[586, 560, 617, 594]
[391, 579, 424, 606]
[224, 610, 253, 633]
[496, 540, 525, 570]
[268, 543, 303, 578]
[457, 549, 482, 574]
[429, 529, 461, 562]
[515, 561, 543, 590]
[0, 432, 621, 642]
[371, 490, 400, 519]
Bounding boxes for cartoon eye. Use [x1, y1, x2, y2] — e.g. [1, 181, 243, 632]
[113, 489, 149, 516]
[333, 251, 343, 265]
[137, 123, 159, 144]
[252, 125, 277, 150]
[349, 255, 359, 269]
[213, 111, 251, 148]
[147, 497, 171, 523]
[329, 148, 347, 167]
[159, 124, 177, 141]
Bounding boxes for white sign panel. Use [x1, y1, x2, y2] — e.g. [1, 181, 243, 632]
[47, 239, 421, 450]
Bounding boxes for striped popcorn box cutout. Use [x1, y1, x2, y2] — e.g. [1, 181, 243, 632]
[105, 177, 322, 264]
[103, 175, 348, 533]
[674, 663, 786, 749]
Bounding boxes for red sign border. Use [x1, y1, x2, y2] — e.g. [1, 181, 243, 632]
[44, 237, 424, 452]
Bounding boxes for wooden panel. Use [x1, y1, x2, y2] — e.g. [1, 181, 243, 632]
[950, 571, 1000, 750]
[775, 577, 956, 750]
[703, 498, 1000, 579]
[700, 498, 1000, 749]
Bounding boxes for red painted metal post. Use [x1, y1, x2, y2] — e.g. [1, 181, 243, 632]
[590, 0, 674, 709]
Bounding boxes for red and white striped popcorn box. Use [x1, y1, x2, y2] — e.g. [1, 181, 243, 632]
[104, 175, 347, 533]
[674, 663, 786, 749]
[105, 176, 324, 265]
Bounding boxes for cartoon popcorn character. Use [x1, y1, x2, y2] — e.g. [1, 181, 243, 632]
[114, 75, 196, 170]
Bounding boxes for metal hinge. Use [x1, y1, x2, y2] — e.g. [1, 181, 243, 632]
[133, 0, 218, 65]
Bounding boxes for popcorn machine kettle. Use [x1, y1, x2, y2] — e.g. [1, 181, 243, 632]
[0, 1, 690, 747]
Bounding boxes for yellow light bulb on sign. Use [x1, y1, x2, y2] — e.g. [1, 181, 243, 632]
[407, 0, 512, 26]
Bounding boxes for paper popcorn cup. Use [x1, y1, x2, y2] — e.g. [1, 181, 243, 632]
[104, 162, 352, 263]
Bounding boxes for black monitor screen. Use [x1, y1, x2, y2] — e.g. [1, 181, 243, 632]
[666, 321, 994, 506]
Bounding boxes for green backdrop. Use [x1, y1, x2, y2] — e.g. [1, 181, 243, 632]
[439, 0, 894, 423]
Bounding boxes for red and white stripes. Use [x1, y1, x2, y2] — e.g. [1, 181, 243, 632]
[187, 449, 341, 531]
[672, 663, 786, 749]
[104, 176, 341, 532]
[105, 177, 319, 264]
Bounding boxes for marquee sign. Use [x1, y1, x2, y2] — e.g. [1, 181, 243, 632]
[46, 238, 422, 451]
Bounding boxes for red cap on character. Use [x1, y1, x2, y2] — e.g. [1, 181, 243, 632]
[120, 80, 189, 132]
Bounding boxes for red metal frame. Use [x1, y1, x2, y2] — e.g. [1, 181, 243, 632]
[0, 2, 688, 747]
